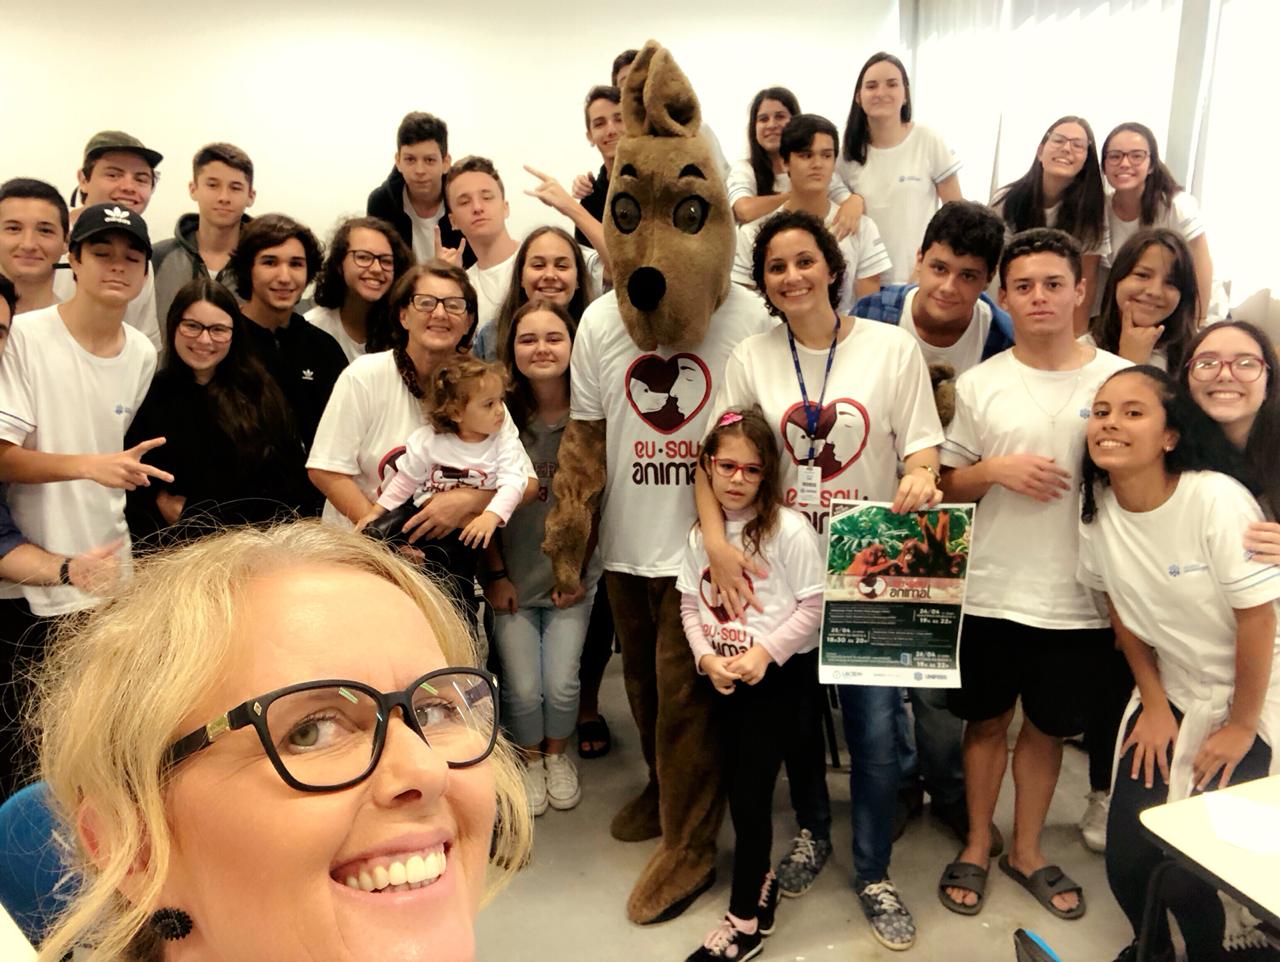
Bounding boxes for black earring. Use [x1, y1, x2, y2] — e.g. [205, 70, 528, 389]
[149, 907, 194, 941]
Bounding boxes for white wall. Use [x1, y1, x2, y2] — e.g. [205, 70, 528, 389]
[2, 1, 900, 247]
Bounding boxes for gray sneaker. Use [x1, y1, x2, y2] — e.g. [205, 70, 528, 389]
[856, 878, 916, 951]
[775, 829, 833, 898]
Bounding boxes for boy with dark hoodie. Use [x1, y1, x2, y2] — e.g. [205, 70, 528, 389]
[152, 142, 256, 325]
[366, 111, 473, 267]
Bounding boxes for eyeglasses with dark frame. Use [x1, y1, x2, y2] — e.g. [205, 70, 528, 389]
[1103, 149, 1150, 167]
[165, 667, 499, 792]
[1187, 353, 1268, 383]
[409, 294, 468, 316]
[176, 318, 233, 343]
[347, 249, 396, 271]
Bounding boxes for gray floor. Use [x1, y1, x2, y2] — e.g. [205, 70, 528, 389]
[475, 659, 1133, 961]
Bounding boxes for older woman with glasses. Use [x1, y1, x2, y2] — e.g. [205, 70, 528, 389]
[125, 276, 311, 541]
[28, 522, 531, 962]
[308, 259, 534, 619]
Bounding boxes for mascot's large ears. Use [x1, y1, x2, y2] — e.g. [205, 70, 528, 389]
[606, 40, 734, 352]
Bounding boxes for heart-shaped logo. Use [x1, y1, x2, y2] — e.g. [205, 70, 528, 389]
[780, 398, 869, 481]
[625, 353, 711, 434]
[699, 566, 753, 625]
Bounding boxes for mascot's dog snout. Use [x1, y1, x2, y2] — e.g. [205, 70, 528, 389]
[627, 266, 667, 312]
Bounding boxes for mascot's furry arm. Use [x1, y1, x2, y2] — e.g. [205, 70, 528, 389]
[543, 419, 606, 593]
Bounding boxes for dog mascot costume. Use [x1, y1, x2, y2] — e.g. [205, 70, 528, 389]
[544, 41, 773, 924]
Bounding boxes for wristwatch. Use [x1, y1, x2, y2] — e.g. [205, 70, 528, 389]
[58, 557, 72, 586]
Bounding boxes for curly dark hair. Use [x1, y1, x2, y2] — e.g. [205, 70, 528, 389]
[313, 216, 413, 353]
[1091, 228, 1198, 372]
[1177, 320, 1280, 515]
[1101, 122, 1181, 226]
[921, 200, 1006, 277]
[995, 116, 1105, 252]
[841, 52, 912, 167]
[502, 298, 578, 433]
[229, 213, 323, 301]
[700, 405, 783, 560]
[1080, 365, 1253, 523]
[750, 209, 847, 318]
[998, 227, 1082, 289]
[747, 87, 801, 196]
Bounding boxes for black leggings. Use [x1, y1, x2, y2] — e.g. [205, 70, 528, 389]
[1106, 701, 1272, 959]
[720, 650, 820, 920]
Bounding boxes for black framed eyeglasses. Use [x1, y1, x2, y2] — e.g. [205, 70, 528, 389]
[348, 249, 396, 271]
[165, 667, 499, 792]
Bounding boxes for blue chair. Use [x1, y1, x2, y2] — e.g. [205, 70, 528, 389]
[0, 782, 77, 945]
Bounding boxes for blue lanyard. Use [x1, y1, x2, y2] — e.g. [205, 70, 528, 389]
[786, 314, 841, 465]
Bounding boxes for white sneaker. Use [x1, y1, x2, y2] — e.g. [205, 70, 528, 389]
[544, 752, 582, 810]
[524, 757, 548, 816]
[1079, 790, 1109, 852]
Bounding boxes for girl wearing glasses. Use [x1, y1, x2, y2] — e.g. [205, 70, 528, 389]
[697, 210, 942, 951]
[678, 406, 824, 962]
[1088, 228, 1199, 371]
[991, 116, 1107, 334]
[1101, 123, 1213, 321]
[1077, 366, 1279, 962]
[472, 226, 598, 363]
[124, 276, 308, 539]
[306, 216, 413, 363]
[1180, 320, 1280, 561]
[28, 522, 532, 962]
[309, 261, 535, 622]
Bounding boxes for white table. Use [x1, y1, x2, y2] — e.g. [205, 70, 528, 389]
[1137, 774, 1280, 959]
[0, 901, 36, 961]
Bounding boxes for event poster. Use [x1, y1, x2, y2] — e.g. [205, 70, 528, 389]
[818, 500, 974, 687]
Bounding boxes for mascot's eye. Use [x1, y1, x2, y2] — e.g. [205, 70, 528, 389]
[672, 196, 709, 235]
[611, 194, 642, 234]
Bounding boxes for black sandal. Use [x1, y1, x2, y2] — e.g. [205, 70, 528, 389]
[938, 859, 988, 916]
[998, 854, 1086, 920]
[577, 715, 611, 759]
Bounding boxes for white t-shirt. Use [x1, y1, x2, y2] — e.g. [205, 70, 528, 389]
[1105, 190, 1204, 266]
[713, 319, 944, 536]
[1077, 471, 1280, 790]
[1077, 331, 1168, 372]
[306, 350, 527, 529]
[732, 203, 892, 315]
[678, 507, 824, 664]
[941, 347, 1131, 629]
[304, 305, 364, 364]
[836, 125, 961, 285]
[403, 187, 446, 264]
[375, 421, 535, 525]
[0, 306, 156, 615]
[570, 285, 774, 576]
[725, 159, 851, 209]
[898, 288, 994, 375]
[989, 191, 1110, 259]
[466, 253, 517, 340]
[53, 264, 162, 353]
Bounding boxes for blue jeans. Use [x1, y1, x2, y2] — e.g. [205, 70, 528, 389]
[837, 684, 902, 882]
[493, 588, 595, 747]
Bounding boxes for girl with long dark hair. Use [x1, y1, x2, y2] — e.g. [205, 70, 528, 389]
[125, 276, 309, 539]
[1078, 365, 1278, 962]
[1101, 122, 1213, 320]
[991, 116, 1106, 334]
[838, 52, 962, 283]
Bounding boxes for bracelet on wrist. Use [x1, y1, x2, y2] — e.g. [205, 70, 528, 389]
[58, 557, 72, 586]
[479, 568, 508, 587]
[914, 463, 941, 486]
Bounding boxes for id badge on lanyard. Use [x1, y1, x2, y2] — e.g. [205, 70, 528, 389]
[787, 316, 839, 508]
